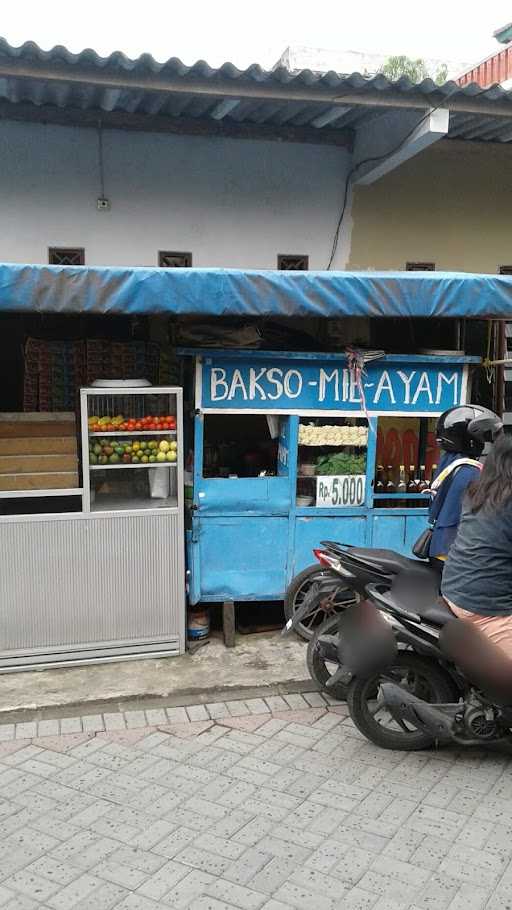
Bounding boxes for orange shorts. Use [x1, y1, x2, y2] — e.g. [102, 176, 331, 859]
[446, 599, 512, 660]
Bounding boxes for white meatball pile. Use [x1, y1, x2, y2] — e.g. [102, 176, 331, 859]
[298, 424, 368, 447]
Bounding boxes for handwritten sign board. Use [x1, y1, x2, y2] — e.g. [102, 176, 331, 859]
[316, 475, 366, 508]
[198, 355, 469, 416]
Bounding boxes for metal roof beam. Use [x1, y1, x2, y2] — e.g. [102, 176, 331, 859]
[494, 124, 512, 142]
[447, 114, 481, 138]
[209, 98, 240, 120]
[457, 117, 512, 140]
[2, 57, 512, 117]
[353, 108, 449, 185]
[0, 98, 353, 147]
[311, 105, 351, 127]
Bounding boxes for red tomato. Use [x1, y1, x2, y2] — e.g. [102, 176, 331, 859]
[135, 421, 143, 430]
[169, 418, 176, 428]
[162, 421, 170, 430]
[148, 422, 156, 429]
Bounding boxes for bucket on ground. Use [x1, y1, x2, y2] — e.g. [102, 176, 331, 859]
[187, 606, 210, 640]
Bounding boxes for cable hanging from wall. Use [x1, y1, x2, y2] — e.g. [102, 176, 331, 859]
[96, 121, 110, 211]
[327, 86, 460, 270]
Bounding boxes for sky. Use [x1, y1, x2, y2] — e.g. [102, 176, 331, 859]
[2, 1, 511, 70]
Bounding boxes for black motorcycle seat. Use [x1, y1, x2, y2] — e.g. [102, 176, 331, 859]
[346, 547, 423, 575]
[414, 598, 454, 627]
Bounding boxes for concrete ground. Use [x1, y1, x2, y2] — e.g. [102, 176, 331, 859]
[0, 633, 309, 718]
[0, 691, 509, 910]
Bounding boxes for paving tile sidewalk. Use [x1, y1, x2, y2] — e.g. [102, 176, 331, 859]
[0, 690, 509, 909]
[0, 690, 335, 743]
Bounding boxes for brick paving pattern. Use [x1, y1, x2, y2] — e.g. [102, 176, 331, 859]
[0, 692, 509, 908]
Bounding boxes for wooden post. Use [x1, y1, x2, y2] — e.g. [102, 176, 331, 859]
[223, 601, 236, 648]
[495, 320, 506, 417]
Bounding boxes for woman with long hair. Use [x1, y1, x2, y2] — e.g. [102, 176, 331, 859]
[442, 432, 512, 657]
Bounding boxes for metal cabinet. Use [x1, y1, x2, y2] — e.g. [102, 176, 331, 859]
[0, 386, 185, 670]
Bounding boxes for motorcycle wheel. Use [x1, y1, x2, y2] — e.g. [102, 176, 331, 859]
[307, 613, 350, 701]
[284, 564, 359, 641]
[347, 653, 456, 751]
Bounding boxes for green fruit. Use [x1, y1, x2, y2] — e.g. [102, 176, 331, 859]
[131, 455, 140, 463]
[89, 452, 98, 465]
[98, 454, 108, 465]
[149, 441, 158, 450]
[93, 444, 102, 456]
[141, 455, 149, 464]
[115, 446, 124, 456]
[149, 455, 156, 463]
[156, 451, 166, 463]
[109, 453, 120, 464]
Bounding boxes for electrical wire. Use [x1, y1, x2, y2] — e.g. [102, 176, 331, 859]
[326, 87, 460, 270]
[97, 121, 105, 199]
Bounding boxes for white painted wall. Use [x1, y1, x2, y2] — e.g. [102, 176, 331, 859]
[0, 120, 351, 270]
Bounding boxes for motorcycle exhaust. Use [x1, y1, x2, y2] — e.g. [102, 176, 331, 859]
[381, 682, 456, 742]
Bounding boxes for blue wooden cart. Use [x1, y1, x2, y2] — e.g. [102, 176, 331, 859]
[184, 349, 478, 609]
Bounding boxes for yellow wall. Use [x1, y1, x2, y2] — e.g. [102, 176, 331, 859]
[348, 139, 512, 273]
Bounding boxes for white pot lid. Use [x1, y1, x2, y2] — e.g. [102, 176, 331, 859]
[91, 379, 151, 388]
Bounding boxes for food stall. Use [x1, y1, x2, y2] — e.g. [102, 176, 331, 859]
[0, 264, 510, 661]
[0, 384, 185, 669]
[184, 348, 479, 605]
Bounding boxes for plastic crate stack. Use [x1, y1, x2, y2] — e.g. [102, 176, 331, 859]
[23, 339, 86, 412]
[158, 348, 180, 385]
[86, 340, 160, 386]
[24, 338, 166, 412]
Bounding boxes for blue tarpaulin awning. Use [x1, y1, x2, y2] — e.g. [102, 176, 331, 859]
[1, 264, 512, 319]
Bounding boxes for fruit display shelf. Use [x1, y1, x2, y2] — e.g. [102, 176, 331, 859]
[89, 430, 177, 437]
[89, 462, 177, 470]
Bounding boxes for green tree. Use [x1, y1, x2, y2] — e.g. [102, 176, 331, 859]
[380, 55, 448, 85]
[434, 63, 449, 85]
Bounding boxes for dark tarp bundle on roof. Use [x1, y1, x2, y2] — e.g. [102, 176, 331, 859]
[1, 263, 512, 319]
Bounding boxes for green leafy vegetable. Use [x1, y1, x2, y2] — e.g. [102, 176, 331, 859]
[315, 452, 366, 476]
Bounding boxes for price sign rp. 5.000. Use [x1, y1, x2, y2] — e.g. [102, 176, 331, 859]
[315, 475, 366, 508]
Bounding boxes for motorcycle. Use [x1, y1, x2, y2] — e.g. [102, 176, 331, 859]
[345, 581, 512, 752]
[284, 542, 439, 698]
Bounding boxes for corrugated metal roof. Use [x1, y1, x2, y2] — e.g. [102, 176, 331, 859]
[1, 38, 512, 143]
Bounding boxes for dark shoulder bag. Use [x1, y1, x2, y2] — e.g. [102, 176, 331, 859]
[412, 468, 459, 560]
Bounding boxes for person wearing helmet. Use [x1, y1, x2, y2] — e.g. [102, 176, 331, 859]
[428, 405, 501, 571]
